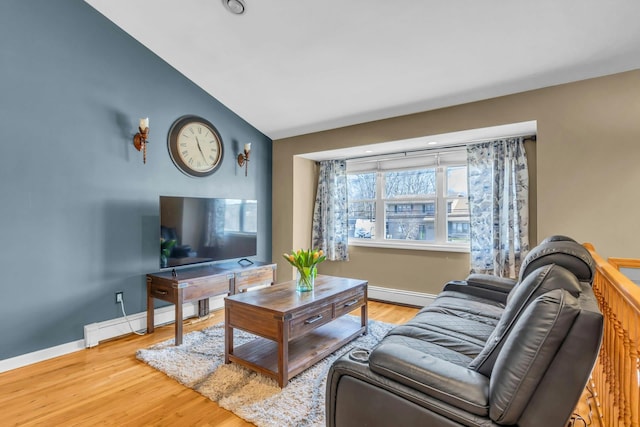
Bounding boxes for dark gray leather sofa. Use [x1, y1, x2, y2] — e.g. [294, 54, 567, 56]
[326, 237, 603, 427]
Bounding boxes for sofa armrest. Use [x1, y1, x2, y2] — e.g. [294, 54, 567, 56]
[442, 281, 509, 303]
[368, 342, 489, 416]
[441, 274, 516, 303]
[465, 274, 517, 293]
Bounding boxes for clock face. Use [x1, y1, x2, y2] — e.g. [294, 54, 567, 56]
[168, 116, 224, 177]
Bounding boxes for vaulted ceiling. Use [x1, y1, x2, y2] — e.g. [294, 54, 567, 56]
[85, 0, 640, 140]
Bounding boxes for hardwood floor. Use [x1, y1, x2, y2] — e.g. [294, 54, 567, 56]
[0, 301, 418, 426]
[0, 300, 597, 426]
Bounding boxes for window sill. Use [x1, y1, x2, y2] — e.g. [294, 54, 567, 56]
[348, 239, 470, 253]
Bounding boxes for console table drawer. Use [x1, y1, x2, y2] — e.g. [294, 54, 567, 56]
[148, 282, 177, 303]
[182, 275, 230, 301]
[289, 304, 334, 338]
[235, 265, 275, 293]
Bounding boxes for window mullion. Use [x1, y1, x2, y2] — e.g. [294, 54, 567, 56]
[376, 171, 384, 241]
[435, 166, 446, 245]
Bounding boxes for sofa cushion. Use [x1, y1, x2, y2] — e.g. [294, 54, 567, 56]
[421, 291, 504, 327]
[489, 289, 580, 424]
[369, 341, 489, 416]
[383, 319, 486, 360]
[377, 334, 475, 368]
[384, 292, 503, 359]
[468, 264, 581, 376]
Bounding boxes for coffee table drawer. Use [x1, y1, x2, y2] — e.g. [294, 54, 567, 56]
[335, 291, 366, 318]
[289, 304, 334, 338]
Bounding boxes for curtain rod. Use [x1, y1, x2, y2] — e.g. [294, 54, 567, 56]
[345, 134, 536, 164]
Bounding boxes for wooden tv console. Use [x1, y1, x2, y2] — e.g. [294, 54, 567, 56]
[146, 261, 276, 345]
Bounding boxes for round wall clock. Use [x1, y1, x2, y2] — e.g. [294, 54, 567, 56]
[167, 115, 224, 177]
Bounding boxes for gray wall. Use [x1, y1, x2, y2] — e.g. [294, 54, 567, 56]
[620, 268, 640, 287]
[0, 0, 272, 359]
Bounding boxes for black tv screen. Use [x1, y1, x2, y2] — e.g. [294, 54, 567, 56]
[159, 196, 257, 268]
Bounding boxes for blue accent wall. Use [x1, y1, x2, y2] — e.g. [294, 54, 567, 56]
[0, 0, 272, 359]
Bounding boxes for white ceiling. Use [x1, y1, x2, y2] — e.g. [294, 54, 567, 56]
[85, 0, 640, 140]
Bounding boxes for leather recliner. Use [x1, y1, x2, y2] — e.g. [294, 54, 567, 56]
[326, 237, 603, 427]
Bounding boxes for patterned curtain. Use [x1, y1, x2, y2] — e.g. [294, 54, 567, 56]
[467, 137, 529, 278]
[312, 160, 349, 261]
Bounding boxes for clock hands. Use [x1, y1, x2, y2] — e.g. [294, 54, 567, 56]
[195, 137, 209, 164]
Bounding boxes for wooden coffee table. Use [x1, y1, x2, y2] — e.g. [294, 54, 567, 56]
[224, 275, 368, 387]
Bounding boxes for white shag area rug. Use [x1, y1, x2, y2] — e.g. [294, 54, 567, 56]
[136, 316, 393, 427]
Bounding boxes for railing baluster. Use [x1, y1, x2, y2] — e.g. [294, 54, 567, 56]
[584, 243, 640, 427]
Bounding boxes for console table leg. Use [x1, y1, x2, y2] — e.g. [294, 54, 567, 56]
[361, 300, 368, 334]
[146, 280, 154, 334]
[198, 298, 209, 317]
[175, 292, 184, 346]
[224, 306, 232, 364]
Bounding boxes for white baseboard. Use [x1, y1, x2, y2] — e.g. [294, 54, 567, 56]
[368, 285, 436, 307]
[0, 287, 431, 374]
[0, 295, 226, 374]
[0, 340, 86, 374]
[84, 295, 226, 348]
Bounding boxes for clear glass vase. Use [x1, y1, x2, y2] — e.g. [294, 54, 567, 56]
[296, 266, 316, 292]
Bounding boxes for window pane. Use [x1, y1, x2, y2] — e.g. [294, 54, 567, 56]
[447, 198, 470, 243]
[385, 202, 435, 241]
[348, 201, 375, 238]
[348, 173, 376, 200]
[447, 220, 470, 243]
[447, 166, 468, 197]
[384, 169, 436, 199]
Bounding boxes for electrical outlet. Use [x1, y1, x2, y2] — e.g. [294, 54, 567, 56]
[115, 292, 123, 304]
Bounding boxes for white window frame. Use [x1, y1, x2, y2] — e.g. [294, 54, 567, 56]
[347, 149, 470, 253]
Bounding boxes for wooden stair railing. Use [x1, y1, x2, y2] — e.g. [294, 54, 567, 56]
[584, 243, 640, 427]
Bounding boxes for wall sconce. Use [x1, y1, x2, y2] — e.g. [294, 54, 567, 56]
[237, 143, 251, 176]
[133, 117, 149, 164]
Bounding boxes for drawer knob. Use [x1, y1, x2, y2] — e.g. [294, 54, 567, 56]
[304, 314, 323, 324]
[343, 299, 358, 308]
[152, 289, 168, 296]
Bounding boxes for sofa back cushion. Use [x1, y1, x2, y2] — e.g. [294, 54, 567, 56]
[540, 234, 577, 244]
[518, 239, 595, 284]
[469, 264, 581, 376]
[489, 289, 580, 424]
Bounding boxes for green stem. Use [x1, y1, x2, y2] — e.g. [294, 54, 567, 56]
[296, 266, 316, 291]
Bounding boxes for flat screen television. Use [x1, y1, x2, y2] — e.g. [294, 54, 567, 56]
[159, 196, 258, 268]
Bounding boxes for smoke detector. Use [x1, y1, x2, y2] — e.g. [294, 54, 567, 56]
[222, 0, 246, 15]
